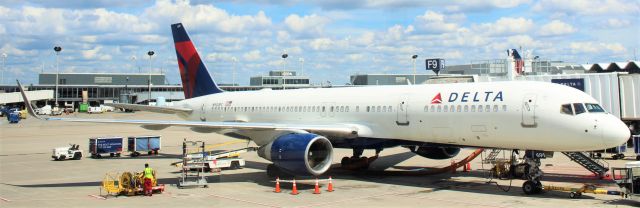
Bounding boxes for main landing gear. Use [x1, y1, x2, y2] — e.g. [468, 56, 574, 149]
[341, 148, 381, 170]
[522, 157, 544, 195]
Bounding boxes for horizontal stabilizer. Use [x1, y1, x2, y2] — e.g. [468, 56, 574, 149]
[105, 103, 193, 114]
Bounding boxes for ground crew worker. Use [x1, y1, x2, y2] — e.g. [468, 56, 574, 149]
[143, 163, 154, 196]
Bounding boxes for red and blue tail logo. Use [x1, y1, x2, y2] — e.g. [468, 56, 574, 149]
[171, 23, 223, 99]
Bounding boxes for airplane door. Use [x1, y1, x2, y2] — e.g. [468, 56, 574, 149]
[521, 94, 537, 127]
[200, 104, 206, 121]
[396, 96, 410, 126]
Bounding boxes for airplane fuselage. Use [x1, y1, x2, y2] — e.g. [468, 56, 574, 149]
[174, 81, 629, 152]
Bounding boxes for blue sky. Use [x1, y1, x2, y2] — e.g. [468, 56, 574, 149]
[0, 0, 638, 85]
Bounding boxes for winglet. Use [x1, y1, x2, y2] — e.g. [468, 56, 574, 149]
[16, 80, 44, 120]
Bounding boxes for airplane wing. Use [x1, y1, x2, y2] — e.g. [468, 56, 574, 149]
[105, 103, 193, 114]
[16, 80, 362, 141]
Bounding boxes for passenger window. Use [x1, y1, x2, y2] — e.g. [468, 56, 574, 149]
[377, 106, 381, 112]
[330, 106, 334, 112]
[561, 104, 573, 115]
[485, 105, 490, 112]
[502, 105, 507, 112]
[366, 106, 370, 112]
[456, 105, 461, 112]
[322, 106, 325, 112]
[382, 106, 387, 112]
[430, 106, 435, 112]
[493, 105, 498, 112]
[388, 106, 392, 112]
[450, 105, 455, 112]
[356, 106, 359, 112]
[471, 105, 476, 112]
[478, 105, 483, 112]
[573, 103, 586, 114]
[464, 105, 469, 112]
[424, 106, 428, 112]
[340, 106, 345, 112]
[437, 105, 442, 112]
[443, 105, 449, 112]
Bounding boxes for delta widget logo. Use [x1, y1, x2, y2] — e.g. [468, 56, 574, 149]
[431, 93, 442, 104]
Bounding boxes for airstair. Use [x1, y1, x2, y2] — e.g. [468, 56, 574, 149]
[562, 152, 609, 178]
[178, 139, 208, 188]
[482, 149, 503, 164]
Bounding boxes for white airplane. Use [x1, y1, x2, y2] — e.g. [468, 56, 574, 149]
[17, 23, 629, 186]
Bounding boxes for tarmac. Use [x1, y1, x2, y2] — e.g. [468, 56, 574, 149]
[1, 111, 639, 207]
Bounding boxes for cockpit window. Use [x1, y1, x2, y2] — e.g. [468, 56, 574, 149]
[561, 104, 573, 115]
[585, 103, 605, 113]
[573, 103, 586, 114]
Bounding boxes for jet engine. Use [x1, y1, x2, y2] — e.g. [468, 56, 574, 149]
[257, 133, 333, 176]
[409, 146, 460, 159]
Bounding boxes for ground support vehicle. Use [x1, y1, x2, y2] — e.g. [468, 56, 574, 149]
[89, 137, 123, 158]
[52, 144, 83, 161]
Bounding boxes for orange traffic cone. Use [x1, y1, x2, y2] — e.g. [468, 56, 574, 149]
[327, 176, 334, 192]
[291, 179, 299, 195]
[313, 178, 321, 194]
[274, 177, 281, 193]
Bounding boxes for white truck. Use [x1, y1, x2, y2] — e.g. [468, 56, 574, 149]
[52, 144, 83, 161]
[88, 106, 103, 114]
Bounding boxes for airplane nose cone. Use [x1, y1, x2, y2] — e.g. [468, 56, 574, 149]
[601, 115, 631, 148]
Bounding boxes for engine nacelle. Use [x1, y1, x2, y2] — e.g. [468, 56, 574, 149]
[410, 146, 460, 159]
[257, 133, 333, 176]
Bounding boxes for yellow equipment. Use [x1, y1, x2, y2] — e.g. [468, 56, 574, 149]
[101, 170, 162, 197]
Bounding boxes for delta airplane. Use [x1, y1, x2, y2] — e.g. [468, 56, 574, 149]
[18, 23, 629, 181]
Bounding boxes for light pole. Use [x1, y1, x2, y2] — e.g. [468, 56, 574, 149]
[299, 57, 304, 76]
[1, 53, 6, 85]
[412, 55, 418, 84]
[131, 55, 138, 73]
[281, 52, 288, 90]
[147, 50, 154, 105]
[231, 57, 237, 86]
[54, 46, 62, 107]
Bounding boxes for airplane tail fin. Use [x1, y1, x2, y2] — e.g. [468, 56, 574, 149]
[171, 23, 223, 99]
[508, 49, 524, 75]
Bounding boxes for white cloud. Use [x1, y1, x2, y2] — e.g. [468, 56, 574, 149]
[81, 46, 102, 59]
[242, 50, 261, 61]
[146, 0, 272, 34]
[605, 18, 631, 28]
[352, 32, 376, 46]
[284, 14, 330, 36]
[532, 0, 639, 15]
[413, 11, 461, 34]
[570, 42, 627, 54]
[309, 38, 333, 50]
[538, 20, 576, 36]
[206, 52, 234, 62]
[475, 17, 534, 36]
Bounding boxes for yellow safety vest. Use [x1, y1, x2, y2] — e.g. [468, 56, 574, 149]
[144, 167, 154, 179]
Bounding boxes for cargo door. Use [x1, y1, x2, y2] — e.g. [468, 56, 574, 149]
[396, 95, 410, 126]
[521, 94, 537, 127]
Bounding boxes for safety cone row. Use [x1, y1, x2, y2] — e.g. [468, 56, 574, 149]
[327, 176, 334, 192]
[274, 177, 281, 193]
[313, 178, 321, 194]
[291, 179, 299, 195]
[273, 176, 336, 194]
